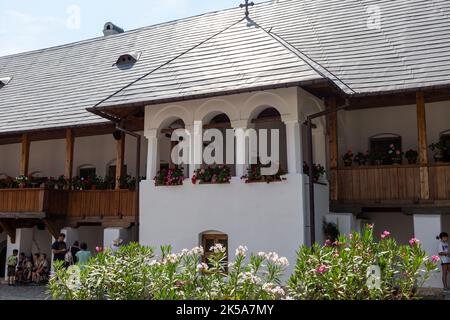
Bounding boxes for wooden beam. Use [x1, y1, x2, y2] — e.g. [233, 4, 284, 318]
[416, 91, 430, 200]
[115, 132, 126, 190]
[42, 219, 63, 239]
[0, 221, 16, 244]
[327, 97, 339, 201]
[65, 129, 74, 180]
[20, 133, 30, 176]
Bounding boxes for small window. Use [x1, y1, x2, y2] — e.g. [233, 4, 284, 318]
[370, 135, 402, 165]
[0, 77, 12, 88]
[202, 233, 228, 266]
[115, 52, 141, 67]
[79, 167, 96, 179]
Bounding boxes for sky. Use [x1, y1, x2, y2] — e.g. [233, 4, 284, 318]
[0, 0, 266, 57]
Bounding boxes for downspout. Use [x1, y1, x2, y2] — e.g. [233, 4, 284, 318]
[88, 108, 141, 243]
[306, 99, 349, 245]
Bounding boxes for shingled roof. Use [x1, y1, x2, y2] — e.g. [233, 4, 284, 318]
[0, 0, 449, 134]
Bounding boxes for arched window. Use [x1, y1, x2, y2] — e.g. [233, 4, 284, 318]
[201, 231, 228, 265]
[159, 119, 186, 172]
[203, 113, 235, 176]
[369, 133, 402, 165]
[251, 107, 287, 173]
[78, 164, 96, 179]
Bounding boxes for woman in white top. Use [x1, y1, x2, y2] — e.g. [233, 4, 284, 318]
[437, 232, 450, 290]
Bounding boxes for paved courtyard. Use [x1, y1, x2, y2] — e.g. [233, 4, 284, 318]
[0, 284, 50, 300]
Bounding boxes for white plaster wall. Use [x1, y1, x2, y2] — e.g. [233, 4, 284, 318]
[304, 182, 330, 245]
[414, 214, 442, 288]
[338, 101, 450, 164]
[0, 132, 147, 178]
[140, 175, 306, 277]
[76, 226, 104, 255]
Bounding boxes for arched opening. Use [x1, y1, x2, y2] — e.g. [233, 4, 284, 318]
[251, 107, 288, 173]
[369, 133, 402, 165]
[200, 231, 228, 266]
[159, 118, 187, 175]
[77, 164, 96, 179]
[202, 113, 236, 176]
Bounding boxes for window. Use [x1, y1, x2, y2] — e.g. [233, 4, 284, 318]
[441, 134, 450, 162]
[370, 135, 402, 165]
[0, 77, 12, 88]
[201, 233, 228, 266]
[79, 167, 96, 179]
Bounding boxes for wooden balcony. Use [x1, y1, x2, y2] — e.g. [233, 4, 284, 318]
[0, 188, 137, 225]
[332, 164, 450, 210]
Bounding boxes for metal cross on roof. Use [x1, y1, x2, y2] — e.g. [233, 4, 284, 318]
[240, 0, 255, 19]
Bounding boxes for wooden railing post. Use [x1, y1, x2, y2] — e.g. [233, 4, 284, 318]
[65, 128, 75, 181]
[416, 91, 430, 200]
[115, 132, 126, 190]
[327, 97, 339, 201]
[20, 133, 30, 176]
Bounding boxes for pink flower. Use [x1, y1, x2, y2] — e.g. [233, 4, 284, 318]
[316, 264, 328, 274]
[96, 246, 103, 253]
[381, 230, 391, 239]
[409, 238, 420, 246]
[324, 239, 332, 247]
[348, 234, 353, 239]
[432, 255, 440, 263]
[367, 224, 374, 229]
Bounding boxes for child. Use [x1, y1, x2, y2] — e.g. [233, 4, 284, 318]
[24, 256, 34, 283]
[437, 232, 450, 290]
[75, 242, 92, 267]
[6, 249, 18, 286]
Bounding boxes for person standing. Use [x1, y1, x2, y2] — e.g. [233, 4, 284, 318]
[51, 233, 67, 267]
[437, 232, 450, 290]
[75, 243, 92, 267]
[6, 249, 18, 286]
[70, 241, 81, 264]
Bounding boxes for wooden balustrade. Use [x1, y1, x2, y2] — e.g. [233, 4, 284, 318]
[66, 190, 136, 219]
[0, 188, 136, 220]
[0, 188, 46, 213]
[336, 164, 450, 205]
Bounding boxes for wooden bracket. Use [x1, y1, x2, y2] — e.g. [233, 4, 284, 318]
[42, 219, 64, 239]
[0, 221, 16, 244]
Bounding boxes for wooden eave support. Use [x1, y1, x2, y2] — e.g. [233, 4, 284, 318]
[327, 97, 339, 201]
[0, 221, 16, 244]
[115, 132, 126, 190]
[42, 219, 63, 239]
[416, 91, 430, 200]
[20, 133, 30, 176]
[65, 129, 74, 181]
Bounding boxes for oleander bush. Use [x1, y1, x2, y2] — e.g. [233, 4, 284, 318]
[288, 225, 439, 300]
[49, 226, 439, 300]
[49, 243, 289, 300]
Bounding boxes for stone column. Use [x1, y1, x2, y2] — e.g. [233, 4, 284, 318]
[413, 214, 442, 288]
[284, 120, 303, 174]
[145, 129, 158, 180]
[232, 120, 251, 178]
[186, 122, 203, 178]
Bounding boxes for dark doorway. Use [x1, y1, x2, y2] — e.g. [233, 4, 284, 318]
[0, 240, 6, 278]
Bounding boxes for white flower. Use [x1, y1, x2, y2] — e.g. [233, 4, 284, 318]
[265, 252, 279, 263]
[211, 243, 226, 253]
[197, 263, 209, 272]
[275, 257, 289, 267]
[242, 272, 261, 284]
[190, 246, 204, 256]
[235, 245, 248, 257]
[228, 261, 235, 269]
[162, 253, 179, 264]
[148, 259, 159, 267]
[258, 252, 266, 257]
[180, 249, 189, 256]
[262, 283, 285, 296]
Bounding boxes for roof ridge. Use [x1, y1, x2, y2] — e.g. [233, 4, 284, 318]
[253, 20, 356, 94]
[91, 17, 247, 110]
